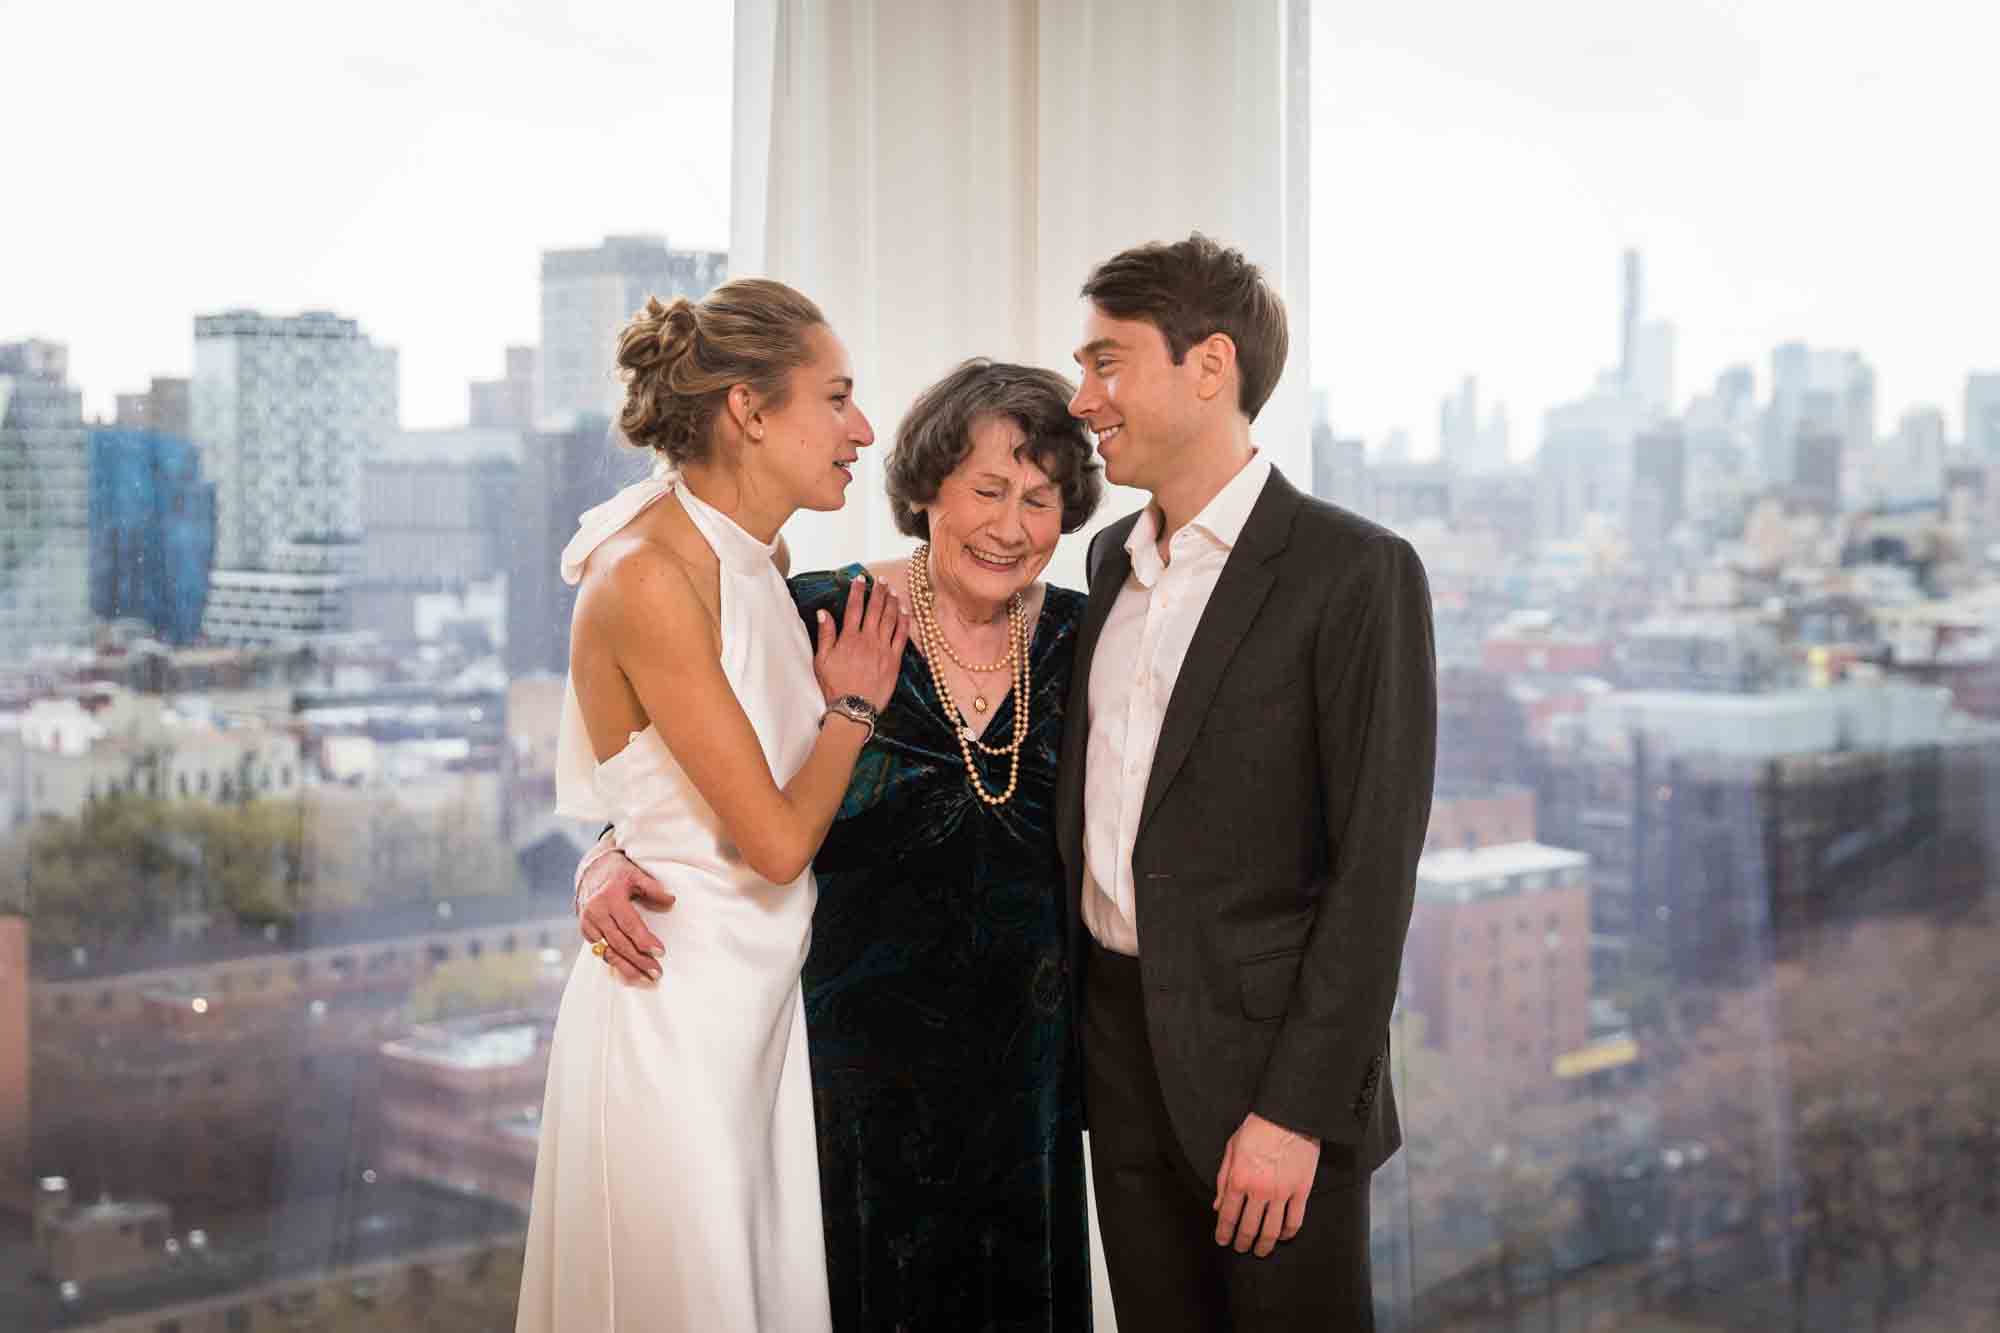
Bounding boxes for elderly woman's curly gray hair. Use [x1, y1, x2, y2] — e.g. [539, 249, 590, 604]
[885, 359, 1104, 540]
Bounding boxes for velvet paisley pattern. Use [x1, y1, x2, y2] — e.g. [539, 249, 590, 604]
[789, 566, 1091, 1333]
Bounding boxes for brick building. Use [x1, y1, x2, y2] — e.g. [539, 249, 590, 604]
[1404, 843, 1594, 1098]
[0, 917, 25, 1215]
[1535, 685, 1999, 988]
[376, 1017, 552, 1211]
[30, 896, 579, 1215]
[1424, 783, 1536, 855]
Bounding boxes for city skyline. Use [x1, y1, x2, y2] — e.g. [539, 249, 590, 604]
[1315, 1, 1997, 451]
[4, 1, 1995, 443]
[9, 8, 2000, 1330]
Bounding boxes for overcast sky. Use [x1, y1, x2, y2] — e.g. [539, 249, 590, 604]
[4, 1, 1993, 451]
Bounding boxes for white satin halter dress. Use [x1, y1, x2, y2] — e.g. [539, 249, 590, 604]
[516, 473, 831, 1332]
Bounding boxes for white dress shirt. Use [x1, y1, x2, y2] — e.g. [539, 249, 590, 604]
[1081, 453, 1273, 956]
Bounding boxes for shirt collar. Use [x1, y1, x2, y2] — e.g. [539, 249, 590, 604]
[1125, 453, 1273, 585]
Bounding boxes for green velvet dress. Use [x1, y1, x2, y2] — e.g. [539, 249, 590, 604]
[789, 566, 1091, 1333]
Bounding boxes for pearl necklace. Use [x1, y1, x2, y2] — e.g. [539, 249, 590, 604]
[908, 544, 1031, 807]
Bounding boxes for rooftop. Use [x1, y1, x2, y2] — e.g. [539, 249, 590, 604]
[1417, 841, 1590, 898]
[50, 1198, 171, 1232]
[382, 1021, 543, 1072]
[0, 1178, 522, 1330]
[1431, 780, 1535, 801]
[1419, 841, 1589, 881]
[377, 426, 524, 467]
[1625, 611, 1774, 638]
[34, 891, 575, 984]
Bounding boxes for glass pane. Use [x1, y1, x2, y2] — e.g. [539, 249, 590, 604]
[1, 3, 732, 1327]
[6, 2, 1993, 1330]
[1315, 3, 1996, 1327]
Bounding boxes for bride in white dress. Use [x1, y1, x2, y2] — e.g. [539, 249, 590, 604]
[516, 279, 907, 1332]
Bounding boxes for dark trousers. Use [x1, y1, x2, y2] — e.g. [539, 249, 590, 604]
[1083, 943, 1376, 1331]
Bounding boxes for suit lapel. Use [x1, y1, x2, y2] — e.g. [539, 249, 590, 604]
[1070, 538, 1131, 722]
[1058, 516, 1137, 877]
[1136, 472, 1299, 838]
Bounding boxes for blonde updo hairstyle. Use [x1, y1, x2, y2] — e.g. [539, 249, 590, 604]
[615, 278, 828, 468]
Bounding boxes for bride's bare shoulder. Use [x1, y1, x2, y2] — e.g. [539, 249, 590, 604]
[578, 522, 714, 643]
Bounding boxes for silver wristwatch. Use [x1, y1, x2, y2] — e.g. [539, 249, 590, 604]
[821, 694, 879, 744]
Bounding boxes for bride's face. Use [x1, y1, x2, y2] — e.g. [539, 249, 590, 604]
[754, 325, 876, 513]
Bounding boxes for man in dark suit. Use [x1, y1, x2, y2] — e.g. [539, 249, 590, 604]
[1060, 234, 1436, 1329]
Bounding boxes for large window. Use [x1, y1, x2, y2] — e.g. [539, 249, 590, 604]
[1319, 4, 1997, 1328]
[2, 5, 733, 1329]
[3, 3, 1995, 1330]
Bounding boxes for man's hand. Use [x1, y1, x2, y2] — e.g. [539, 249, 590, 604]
[578, 849, 674, 983]
[1213, 1112, 1321, 1257]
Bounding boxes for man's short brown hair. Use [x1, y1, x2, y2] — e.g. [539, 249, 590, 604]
[1080, 233, 1289, 422]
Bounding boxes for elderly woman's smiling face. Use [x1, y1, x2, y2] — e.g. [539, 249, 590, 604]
[919, 415, 1063, 610]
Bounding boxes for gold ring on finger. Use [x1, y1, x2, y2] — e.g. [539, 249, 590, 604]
[590, 939, 608, 959]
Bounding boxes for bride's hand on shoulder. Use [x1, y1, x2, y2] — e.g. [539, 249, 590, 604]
[812, 575, 907, 712]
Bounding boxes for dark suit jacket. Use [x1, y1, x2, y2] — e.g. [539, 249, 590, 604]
[1056, 466, 1436, 1187]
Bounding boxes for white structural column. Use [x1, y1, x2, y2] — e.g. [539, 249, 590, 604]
[733, 0, 1311, 583]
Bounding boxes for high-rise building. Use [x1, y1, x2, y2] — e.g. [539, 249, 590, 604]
[1682, 374, 1758, 525]
[539, 236, 727, 429]
[112, 376, 192, 437]
[1794, 428, 1844, 515]
[1539, 684, 1972, 988]
[1866, 406, 1947, 509]
[354, 428, 520, 649]
[1440, 376, 1476, 468]
[1967, 372, 2000, 457]
[1310, 420, 1367, 509]
[1535, 382, 1646, 540]
[1764, 342, 1872, 485]
[0, 340, 92, 663]
[194, 311, 397, 643]
[1620, 249, 1641, 389]
[1614, 250, 1674, 413]
[1435, 665, 1533, 790]
[507, 418, 650, 677]
[1369, 463, 1453, 531]
[1486, 403, 1511, 470]
[1846, 359, 1878, 458]
[88, 429, 216, 644]
[1631, 319, 1676, 415]
[1629, 423, 1687, 551]
[471, 346, 539, 431]
[1714, 364, 1756, 423]
[1440, 376, 1511, 474]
